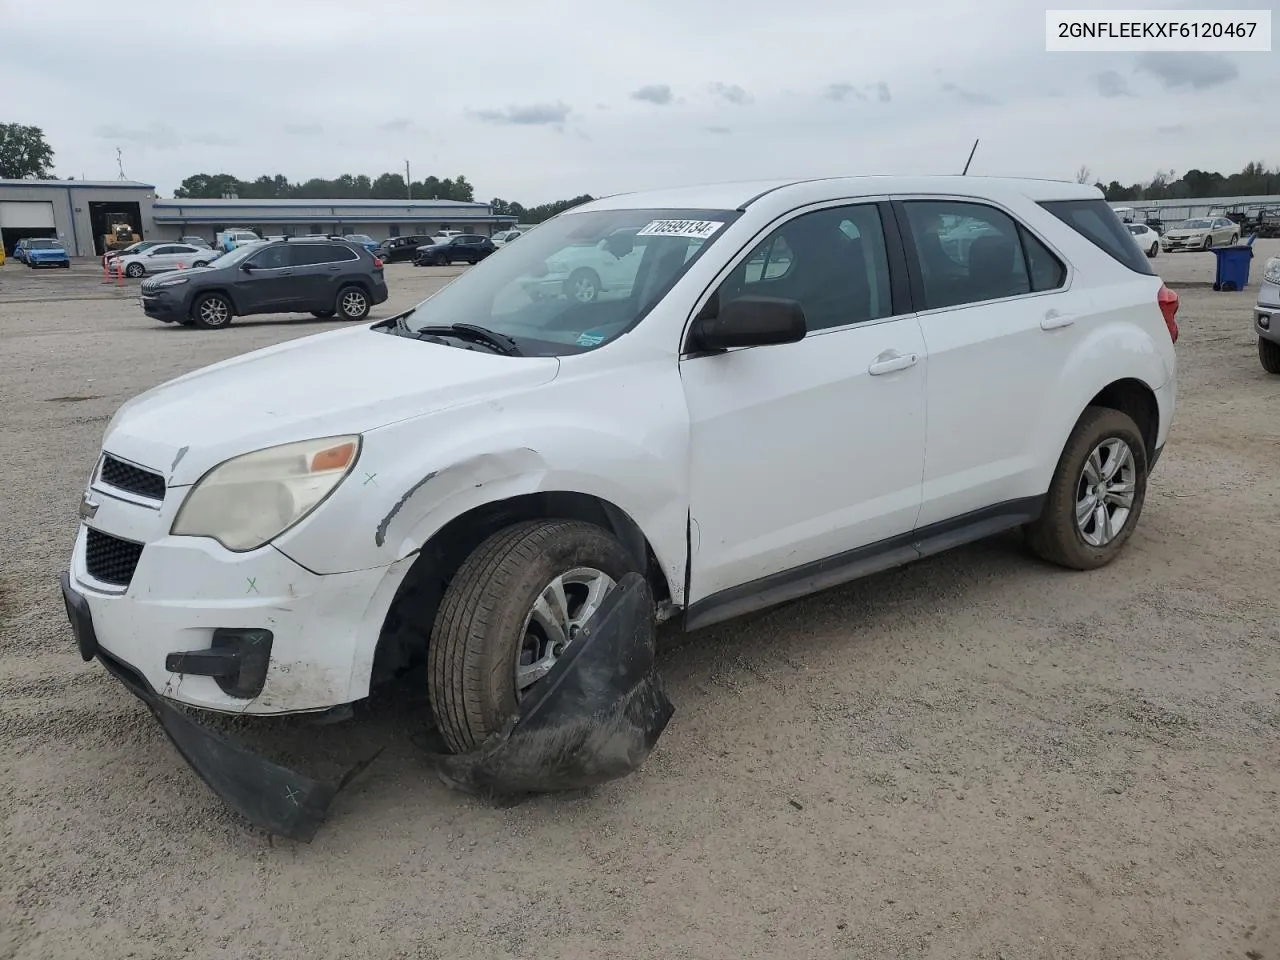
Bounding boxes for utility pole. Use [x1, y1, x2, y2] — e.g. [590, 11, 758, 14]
[405, 160, 411, 199]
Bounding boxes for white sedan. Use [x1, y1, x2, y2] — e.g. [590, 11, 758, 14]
[1126, 222, 1160, 258]
[118, 243, 217, 278]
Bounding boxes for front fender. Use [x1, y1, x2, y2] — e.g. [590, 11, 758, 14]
[274, 415, 690, 603]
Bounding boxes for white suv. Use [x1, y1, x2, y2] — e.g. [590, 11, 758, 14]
[62, 176, 1178, 759]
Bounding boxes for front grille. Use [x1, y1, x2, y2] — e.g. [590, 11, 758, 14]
[85, 529, 144, 588]
[100, 454, 166, 501]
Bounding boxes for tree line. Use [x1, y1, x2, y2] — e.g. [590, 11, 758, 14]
[1083, 161, 1280, 203]
[172, 172, 596, 224]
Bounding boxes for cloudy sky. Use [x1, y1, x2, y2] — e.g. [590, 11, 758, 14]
[1, 0, 1275, 204]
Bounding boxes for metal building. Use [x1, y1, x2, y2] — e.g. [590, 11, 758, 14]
[0, 178, 517, 257]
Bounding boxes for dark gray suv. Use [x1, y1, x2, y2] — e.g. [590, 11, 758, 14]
[140, 239, 389, 330]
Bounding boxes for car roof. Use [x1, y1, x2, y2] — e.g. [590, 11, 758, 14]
[571, 176, 1102, 213]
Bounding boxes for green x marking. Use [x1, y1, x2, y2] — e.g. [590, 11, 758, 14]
[246, 577, 259, 594]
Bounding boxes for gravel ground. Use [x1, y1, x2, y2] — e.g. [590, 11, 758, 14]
[2, 246, 1278, 960]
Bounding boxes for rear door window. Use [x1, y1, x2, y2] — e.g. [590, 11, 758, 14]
[1039, 199, 1155, 276]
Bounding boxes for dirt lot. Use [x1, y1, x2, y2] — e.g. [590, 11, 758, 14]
[2, 247, 1278, 960]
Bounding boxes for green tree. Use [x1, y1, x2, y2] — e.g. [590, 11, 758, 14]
[0, 122, 55, 179]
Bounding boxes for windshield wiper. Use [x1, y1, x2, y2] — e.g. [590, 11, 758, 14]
[415, 323, 522, 356]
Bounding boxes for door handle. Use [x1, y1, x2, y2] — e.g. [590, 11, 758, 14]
[868, 351, 919, 376]
[1041, 311, 1075, 330]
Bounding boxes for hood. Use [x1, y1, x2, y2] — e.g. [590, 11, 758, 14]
[140, 265, 216, 290]
[29, 247, 67, 256]
[103, 325, 560, 486]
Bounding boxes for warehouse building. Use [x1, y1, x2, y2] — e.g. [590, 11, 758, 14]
[0, 178, 517, 257]
[0, 179, 157, 258]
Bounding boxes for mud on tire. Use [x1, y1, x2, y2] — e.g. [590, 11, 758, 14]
[427, 519, 638, 754]
[1024, 405, 1148, 571]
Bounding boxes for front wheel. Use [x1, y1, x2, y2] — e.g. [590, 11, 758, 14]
[337, 285, 370, 320]
[1230, 234, 1239, 245]
[1202, 236, 1213, 250]
[427, 519, 639, 754]
[1260, 337, 1280, 374]
[565, 267, 601, 303]
[192, 293, 233, 330]
[125, 262, 145, 278]
[1024, 406, 1148, 570]
[1147, 242, 1158, 258]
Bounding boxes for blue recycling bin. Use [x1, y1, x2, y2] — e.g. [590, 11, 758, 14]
[1211, 244, 1254, 292]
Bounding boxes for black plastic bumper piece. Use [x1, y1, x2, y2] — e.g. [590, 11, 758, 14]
[1149, 443, 1164, 473]
[58, 574, 373, 842]
[422, 572, 675, 797]
[165, 628, 273, 699]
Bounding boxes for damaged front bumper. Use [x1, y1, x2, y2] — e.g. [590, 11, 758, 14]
[59, 569, 674, 841]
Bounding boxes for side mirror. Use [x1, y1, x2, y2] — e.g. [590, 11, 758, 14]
[689, 295, 806, 351]
[241, 262, 255, 272]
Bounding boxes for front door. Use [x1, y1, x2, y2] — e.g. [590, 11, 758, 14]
[681, 200, 927, 609]
[239, 244, 296, 311]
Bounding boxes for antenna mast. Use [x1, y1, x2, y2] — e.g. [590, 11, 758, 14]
[961, 139, 979, 175]
[116, 147, 128, 181]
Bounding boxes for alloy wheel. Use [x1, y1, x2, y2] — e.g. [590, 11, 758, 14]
[516, 567, 615, 696]
[1075, 438, 1136, 547]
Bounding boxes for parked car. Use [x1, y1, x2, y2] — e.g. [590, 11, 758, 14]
[105, 240, 162, 268]
[215, 229, 262, 253]
[1161, 217, 1239, 252]
[413, 234, 496, 266]
[180, 236, 213, 249]
[492, 229, 523, 246]
[62, 176, 1177, 795]
[343, 234, 380, 254]
[1255, 256, 1280, 374]
[376, 235, 434, 263]
[136, 238, 386, 329]
[1127, 222, 1160, 258]
[118, 242, 216, 277]
[519, 226, 645, 302]
[12, 238, 33, 263]
[24, 237, 71, 268]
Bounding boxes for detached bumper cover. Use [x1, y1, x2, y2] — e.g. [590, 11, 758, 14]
[423, 572, 675, 796]
[60, 572, 375, 843]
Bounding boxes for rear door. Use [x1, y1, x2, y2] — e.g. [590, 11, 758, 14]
[894, 196, 1077, 528]
[302, 242, 361, 308]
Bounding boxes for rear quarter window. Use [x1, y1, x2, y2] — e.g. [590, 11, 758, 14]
[1039, 199, 1155, 276]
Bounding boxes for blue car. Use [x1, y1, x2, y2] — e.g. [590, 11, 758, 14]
[343, 234, 380, 254]
[12, 238, 31, 263]
[24, 237, 71, 268]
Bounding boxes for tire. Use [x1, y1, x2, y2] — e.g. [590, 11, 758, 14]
[191, 293, 233, 330]
[565, 267, 601, 303]
[311, 309, 336, 319]
[442, 255, 452, 266]
[336, 285, 370, 320]
[1147, 243, 1158, 258]
[1260, 337, 1280, 374]
[1024, 406, 1148, 571]
[1230, 234, 1239, 245]
[1202, 236, 1212, 250]
[428, 519, 639, 753]
[125, 262, 145, 278]
[467, 257, 477, 265]
[192, 261, 209, 268]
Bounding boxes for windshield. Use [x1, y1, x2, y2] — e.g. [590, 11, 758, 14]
[1180, 219, 1212, 229]
[206, 243, 262, 267]
[29, 239, 60, 249]
[398, 207, 738, 356]
[346, 234, 374, 243]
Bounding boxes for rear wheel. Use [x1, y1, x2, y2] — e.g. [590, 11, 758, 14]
[1260, 337, 1280, 374]
[337, 285, 370, 320]
[192, 260, 209, 268]
[1147, 242, 1158, 258]
[1230, 233, 1239, 245]
[427, 519, 638, 753]
[311, 309, 336, 319]
[192, 293, 233, 330]
[1024, 406, 1148, 570]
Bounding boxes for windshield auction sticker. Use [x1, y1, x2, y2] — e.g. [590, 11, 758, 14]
[636, 220, 725, 239]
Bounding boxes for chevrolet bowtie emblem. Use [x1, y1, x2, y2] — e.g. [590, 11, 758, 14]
[79, 495, 99, 520]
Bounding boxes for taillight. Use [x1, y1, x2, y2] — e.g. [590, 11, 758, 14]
[373, 257, 383, 268]
[1157, 284, 1179, 343]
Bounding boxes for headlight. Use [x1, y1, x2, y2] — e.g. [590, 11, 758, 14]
[156, 276, 189, 287]
[1265, 259, 1280, 285]
[171, 436, 360, 551]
